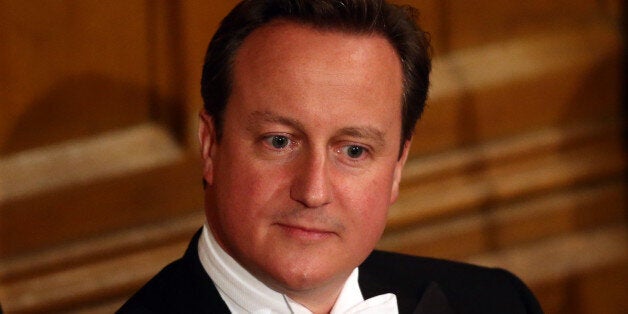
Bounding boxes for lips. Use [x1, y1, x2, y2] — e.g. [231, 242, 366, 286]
[275, 223, 336, 241]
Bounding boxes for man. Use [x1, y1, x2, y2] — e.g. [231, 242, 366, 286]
[120, 0, 543, 313]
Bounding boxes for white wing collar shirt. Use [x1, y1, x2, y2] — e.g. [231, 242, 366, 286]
[198, 224, 398, 314]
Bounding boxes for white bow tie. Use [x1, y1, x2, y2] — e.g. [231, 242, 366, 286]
[251, 293, 398, 314]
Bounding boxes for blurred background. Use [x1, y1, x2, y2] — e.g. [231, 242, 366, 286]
[0, 0, 625, 313]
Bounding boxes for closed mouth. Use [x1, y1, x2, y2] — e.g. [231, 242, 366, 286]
[275, 223, 337, 240]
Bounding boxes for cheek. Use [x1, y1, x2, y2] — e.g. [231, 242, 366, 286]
[212, 156, 289, 253]
[215, 151, 290, 219]
[342, 171, 394, 234]
[359, 194, 390, 231]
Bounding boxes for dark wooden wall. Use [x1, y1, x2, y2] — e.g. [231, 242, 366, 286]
[0, 1, 625, 313]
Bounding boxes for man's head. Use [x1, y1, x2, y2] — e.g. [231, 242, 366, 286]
[201, 0, 431, 155]
[198, 0, 431, 309]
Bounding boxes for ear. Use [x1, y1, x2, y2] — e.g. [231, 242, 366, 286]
[390, 140, 411, 204]
[198, 110, 217, 186]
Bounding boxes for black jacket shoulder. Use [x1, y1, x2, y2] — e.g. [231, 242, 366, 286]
[117, 231, 230, 313]
[360, 250, 543, 314]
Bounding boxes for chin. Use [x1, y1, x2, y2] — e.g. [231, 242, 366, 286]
[262, 257, 352, 294]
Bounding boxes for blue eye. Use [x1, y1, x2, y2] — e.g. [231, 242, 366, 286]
[343, 145, 365, 158]
[269, 135, 290, 149]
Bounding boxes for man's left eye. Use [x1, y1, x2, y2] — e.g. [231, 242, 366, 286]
[342, 145, 365, 159]
[265, 135, 291, 149]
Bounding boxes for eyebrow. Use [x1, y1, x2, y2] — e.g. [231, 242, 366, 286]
[247, 110, 387, 148]
[247, 110, 306, 132]
[336, 126, 386, 149]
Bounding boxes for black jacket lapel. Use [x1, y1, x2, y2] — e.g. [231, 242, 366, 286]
[412, 282, 455, 314]
[358, 251, 455, 314]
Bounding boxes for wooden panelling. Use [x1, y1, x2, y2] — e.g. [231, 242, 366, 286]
[0, 0, 625, 313]
[0, 0, 153, 153]
[0, 240, 189, 313]
[532, 260, 628, 314]
[380, 181, 626, 259]
[0, 212, 203, 283]
[0, 214, 202, 312]
[471, 226, 628, 314]
[0, 124, 181, 202]
[412, 22, 622, 156]
[395, 0, 618, 54]
[571, 262, 628, 314]
[0, 0, 203, 261]
[392, 122, 625, 228]
[0, 156, 200, 258]
[441, 1, 613, 51]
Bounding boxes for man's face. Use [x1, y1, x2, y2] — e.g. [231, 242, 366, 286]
[199, 21, 409, 295]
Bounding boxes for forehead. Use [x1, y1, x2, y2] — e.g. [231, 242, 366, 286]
[233, 20, 402, 93]
[228, 20, 404, 135]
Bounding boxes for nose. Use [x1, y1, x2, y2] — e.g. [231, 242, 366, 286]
[290, 151, 333, 208]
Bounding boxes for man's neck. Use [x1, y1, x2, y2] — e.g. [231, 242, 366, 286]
[198, 224, 365, 313]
